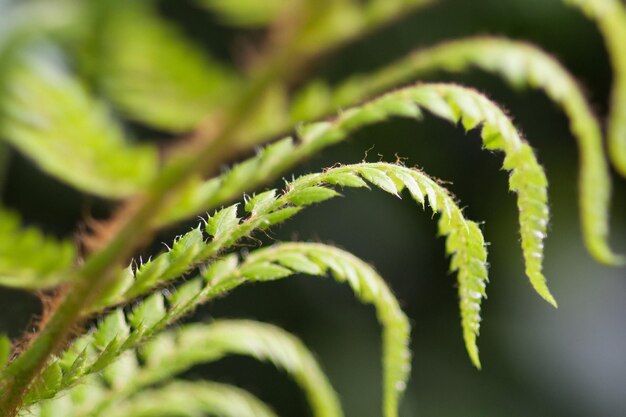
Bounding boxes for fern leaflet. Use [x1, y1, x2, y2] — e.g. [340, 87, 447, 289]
[96, 3, 240, 133]
[0, 209, 75, 289]
[0, 52, 158, 198]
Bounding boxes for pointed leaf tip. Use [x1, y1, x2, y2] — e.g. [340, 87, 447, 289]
[530, 276, 558, 308]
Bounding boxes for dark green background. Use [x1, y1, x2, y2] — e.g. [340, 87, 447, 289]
[1, 0, 625, 416]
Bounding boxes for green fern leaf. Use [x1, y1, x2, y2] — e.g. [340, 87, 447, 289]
[82, 162, 487, 377]
[104, 381, 279, 417]
[97, 4, 239, 132]
[22, 163, 481, 409]
[1, 3, 618, 417]
[206, 206, 240, 239]
[357, 166, 400, 195]
[0, 53, 158, 198]
[196, 0, 433, 49]
[20, 379, 278, 417]
[239, 261, 294, 280]
[331, 36, 620, 264]
[0, 209, 75, 289]
[230, 243, 410, 417]
[33, 320, 334, 416]
[295, 84, 555, 306]
[286, 186, 340, 206]
[24, 362, 63, 404]
[99, 163, 488, 364]
[93, 311, 130, 352]
[35, 321, 340, 417]
[564, 0, 626, 178]
[39, 241, 410, 417]
[137, 320, 342, 417]
[128, 292, 167, 331]
[244, 190, 277, 215]
[152, 82, 554, 306]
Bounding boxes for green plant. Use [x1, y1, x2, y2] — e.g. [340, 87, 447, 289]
[0, 0, 623, 416]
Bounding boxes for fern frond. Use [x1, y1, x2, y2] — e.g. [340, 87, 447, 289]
[21, 379, 278, 417]
[98, 161, 486, 373]
[314, 37, 619, 264]
[564, 0, 626, 177]
[102, 381, 279, 417]
[416, 38, 620, 264]
[96, 3, 239, 132]
[90, 320, 341, 417]
[106, 162, 462, 307]
[0, 208, 75, 289]
[0, 53, 158, 198]
[40, 321, 337, 417]
[297, 83, 555, 306]
[235, 243, 411, 415]
[154, 82, 552, 306]
[34, 89, 544, 386]
[320, 37, 621, 264]
[24, 162, 489, 414]
[9, 80, 547, 408]
[36, 241, 409, 417]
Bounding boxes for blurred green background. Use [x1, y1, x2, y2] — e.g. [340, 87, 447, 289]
[1, 0, 625, 416]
